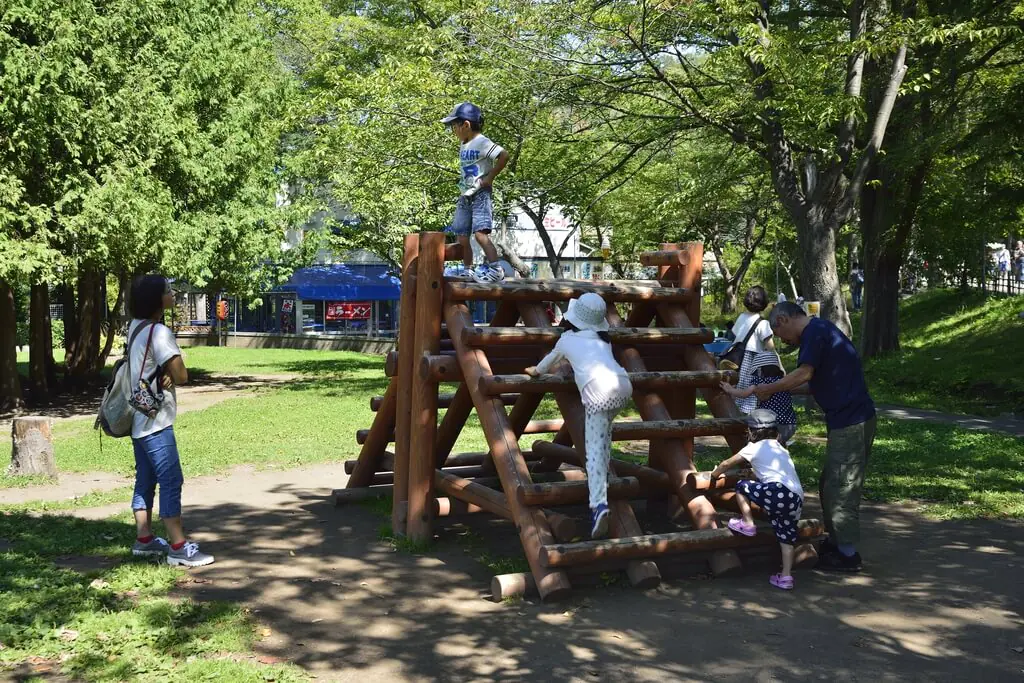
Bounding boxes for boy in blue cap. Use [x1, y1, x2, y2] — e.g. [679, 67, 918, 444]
[441, 102, 509, 283]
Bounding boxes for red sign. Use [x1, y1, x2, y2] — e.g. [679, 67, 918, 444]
[216, 300, 229, 321]
[326, 301, 371, 320]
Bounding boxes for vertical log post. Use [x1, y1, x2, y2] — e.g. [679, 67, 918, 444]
[406, 233, 446, 543]
[346, 380, 397, 489]
[391, 234, 420, 536]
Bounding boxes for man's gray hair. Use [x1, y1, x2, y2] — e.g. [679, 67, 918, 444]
[768, 301, 807, 326]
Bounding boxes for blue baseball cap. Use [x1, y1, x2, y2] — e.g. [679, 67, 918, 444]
[441, 102, 482, 124]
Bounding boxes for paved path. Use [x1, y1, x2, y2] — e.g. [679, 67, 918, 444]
[877, 404, 1024, 438]
[36, 464, 1023, 682]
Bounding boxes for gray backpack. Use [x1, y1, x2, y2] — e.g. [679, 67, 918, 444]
[94, 321, 154, 438]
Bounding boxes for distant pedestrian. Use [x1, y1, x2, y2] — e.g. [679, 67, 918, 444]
[1014, 241, 1024, 283]
[756, 301, 876, 573]
[849, 262, 864, 311]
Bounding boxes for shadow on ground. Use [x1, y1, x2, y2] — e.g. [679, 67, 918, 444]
[167, 485, 1024, 681]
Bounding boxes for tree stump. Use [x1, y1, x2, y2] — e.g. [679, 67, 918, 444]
[9, 417, 57, 478]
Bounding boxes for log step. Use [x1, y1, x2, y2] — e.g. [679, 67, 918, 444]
[371, 392, 518, 412]
[462, 326, 713, 347]
[517, 476, 640, 506]
[356, 419, 563, 445]
[611, 417, 749, 440]
[343, 449, 541, 474]
[445, 280, 692, 303]
[480, 370, 737, 395]
[539, 519, 826, 567]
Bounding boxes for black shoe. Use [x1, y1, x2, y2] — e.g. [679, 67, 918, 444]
[816, 549, 862, 573]
[818, 537, 837, 556]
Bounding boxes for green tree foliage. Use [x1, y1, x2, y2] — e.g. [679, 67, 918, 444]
[1, 0, 293, 399]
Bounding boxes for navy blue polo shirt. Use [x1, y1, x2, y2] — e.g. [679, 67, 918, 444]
[797, 317, 875, 430]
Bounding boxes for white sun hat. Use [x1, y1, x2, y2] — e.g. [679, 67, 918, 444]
[564, 292, 610, 332]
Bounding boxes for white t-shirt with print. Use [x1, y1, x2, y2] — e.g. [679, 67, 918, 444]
[458, 134, 504, 193]
[730, 311, 772, 353]
[127, 319, 182, 439]
[738, 438, 804, 499]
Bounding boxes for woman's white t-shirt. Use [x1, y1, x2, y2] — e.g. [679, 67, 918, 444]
[127, 319, 182, 439]
[730, 312, 772, 353]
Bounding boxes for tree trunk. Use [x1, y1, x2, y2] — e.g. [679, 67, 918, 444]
[0, 279, 24, 412]
[795, 212, 851, 335]
[519, 200, 561, 277]
[9, 416, 56, 477]
[28, 283, 55, 403]
[66, 267, 104, 383]
[710, 242, 738, 314]
[97, 273, 128, 369]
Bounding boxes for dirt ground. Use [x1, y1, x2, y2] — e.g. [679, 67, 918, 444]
[57, 463, 1024, 682]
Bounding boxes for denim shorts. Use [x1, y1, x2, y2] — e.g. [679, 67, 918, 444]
[131, 426, 184, 518]
[447, 189, 493, 236]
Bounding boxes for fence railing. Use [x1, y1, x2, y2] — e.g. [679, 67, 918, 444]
[956, 270, 1024, 296]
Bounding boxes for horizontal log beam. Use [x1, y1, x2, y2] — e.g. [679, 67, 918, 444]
[434, 470, 512, 520]
[356, 418, 563, 445]
[517, 476, 641, 507]
[445, 280, 691, 304]
[480, 370, 738, 396]
[331, 486, 393, 505]
[639, 250, 690, 267]
[462, 326, 713, 347]
[371, 392, 518, 412]
[540, 519, 825, 567]
[611, 417, 749, 441]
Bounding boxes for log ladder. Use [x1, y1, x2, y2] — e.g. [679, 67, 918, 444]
[334, 233, 823, 601]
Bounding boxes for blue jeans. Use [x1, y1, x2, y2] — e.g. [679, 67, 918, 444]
[131, 427, 183, 518]
[447, 189, 493, 236]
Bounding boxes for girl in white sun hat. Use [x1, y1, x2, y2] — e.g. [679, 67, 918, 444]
[524, 293, 633, 539]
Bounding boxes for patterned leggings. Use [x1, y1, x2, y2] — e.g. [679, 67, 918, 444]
[583, 400, 627, 509]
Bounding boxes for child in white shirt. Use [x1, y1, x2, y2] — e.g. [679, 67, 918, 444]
[710, 409, 804, 590]
[524, 293, 632, 539]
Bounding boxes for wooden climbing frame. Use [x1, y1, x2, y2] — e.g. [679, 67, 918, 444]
[333, 233, 824, 601]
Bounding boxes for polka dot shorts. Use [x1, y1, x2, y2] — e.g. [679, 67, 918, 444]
[736, 480, 803, 545]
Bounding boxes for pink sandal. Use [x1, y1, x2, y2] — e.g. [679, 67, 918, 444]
[727, 518, 756, 537]
[770, 574, 794, 590]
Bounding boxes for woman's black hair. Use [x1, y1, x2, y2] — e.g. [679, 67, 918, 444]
[749, 426, 780, 442]
[560, 317, 611, 343]
[743, 285, 768, 313]
[129, 274, 169, 320]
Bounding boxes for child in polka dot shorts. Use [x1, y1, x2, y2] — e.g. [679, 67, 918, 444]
[710, 409, 804, 590]
[524, 293, 632, 540]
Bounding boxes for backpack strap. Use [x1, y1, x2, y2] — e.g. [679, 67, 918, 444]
[739, 317, 761, 349]
[137, 324, 157, 384]
[125, 321, 155, 380]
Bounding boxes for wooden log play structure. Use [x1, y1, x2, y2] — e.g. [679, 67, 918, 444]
[336, 234, 824, 600]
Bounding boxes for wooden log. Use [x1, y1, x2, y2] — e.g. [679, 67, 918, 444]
[444, 300, 572, 601]
[391, 233, 420, 536]
[491, 573, 537, 601]
[445, 280, 692, 304]
[480, 370, 737, 396]
[346, 380, 397, 488]
[384, 350, 399, 377]
[610, 417, 749, 441]
[420, 355, 537, 382]
[406, 232, 446, 543]
[371, 465, 485, 486]
[434, 470, 513, 520]
[539, 520, 826, 568]
[434, 384, 474, 468]
[639, 250, 688, 267]
[372, 392, 518, 412]
[9, 417, 56, 477]
[518, 301, 660, 589]
[332, 486, 393, 505]
[357, 417, 562, 445]
[462, 326, 713, 347]
[444, 242, 463, 262]
[345, 452, 396, 474]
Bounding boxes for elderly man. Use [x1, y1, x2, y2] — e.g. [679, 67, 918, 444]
[752, 301, 876, 572]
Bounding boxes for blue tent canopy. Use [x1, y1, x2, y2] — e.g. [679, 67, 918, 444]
[273, 264, 401, 301]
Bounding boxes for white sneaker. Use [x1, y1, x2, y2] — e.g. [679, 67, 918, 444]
[470, 263, 505, 283]
[167, 541, 215, 568]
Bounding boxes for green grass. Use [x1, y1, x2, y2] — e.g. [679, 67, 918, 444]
[0, 513, 308, 682]
[863, 289, 1024, 417]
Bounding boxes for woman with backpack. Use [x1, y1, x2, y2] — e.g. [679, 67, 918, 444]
[720, 286, 775, 415]
[127, 275, 214, 567]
